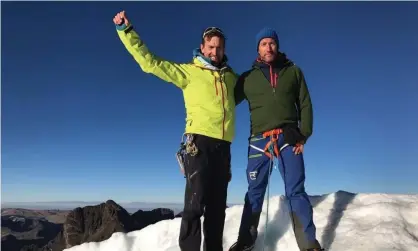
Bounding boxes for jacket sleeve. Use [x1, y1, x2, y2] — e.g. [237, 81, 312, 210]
[296, 66, 313, 142]
[234, 72, 247, 106]
[116, 24, 190, 89]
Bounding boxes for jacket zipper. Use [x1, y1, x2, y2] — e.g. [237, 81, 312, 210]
[220, 74, 226, 139]
[268, 64, 278, 94]
[256, 58, 280, 94]
[213, 75, 219, 96]
[213, 72, 226, 139]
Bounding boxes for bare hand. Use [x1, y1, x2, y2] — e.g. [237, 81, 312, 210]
[113, 10, 130, 26]
[293, 143, 304, 155]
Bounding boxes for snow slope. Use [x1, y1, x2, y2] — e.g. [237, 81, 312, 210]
[64, 191, 418, 251]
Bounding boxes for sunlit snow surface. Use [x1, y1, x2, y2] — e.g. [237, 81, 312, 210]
[65, 191, 418, 251]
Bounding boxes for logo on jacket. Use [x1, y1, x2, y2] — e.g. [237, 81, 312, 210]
[249, 171, 258, 180]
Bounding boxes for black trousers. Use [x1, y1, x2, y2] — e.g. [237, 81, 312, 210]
[178, 134, 231, 251]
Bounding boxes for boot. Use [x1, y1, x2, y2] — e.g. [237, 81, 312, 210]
[228, 241, 255, 251]
[229, 212, 260, 251]
[228, 224, 257, 251]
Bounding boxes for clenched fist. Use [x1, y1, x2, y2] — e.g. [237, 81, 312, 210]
[113, 10, 130, 27]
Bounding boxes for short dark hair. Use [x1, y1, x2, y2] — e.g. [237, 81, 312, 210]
[201, 27, 226, 46]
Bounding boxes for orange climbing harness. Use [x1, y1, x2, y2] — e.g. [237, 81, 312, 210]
[262, 128, 283, 159]
[261, 128, 301, 159]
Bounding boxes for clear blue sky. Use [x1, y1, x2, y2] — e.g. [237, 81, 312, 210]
[2, 1, 418, 204]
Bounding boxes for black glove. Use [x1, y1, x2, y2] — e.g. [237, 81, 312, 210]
[283, 124, 306, 145]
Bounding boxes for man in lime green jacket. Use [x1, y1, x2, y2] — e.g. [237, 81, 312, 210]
[113, 11, 238, 251]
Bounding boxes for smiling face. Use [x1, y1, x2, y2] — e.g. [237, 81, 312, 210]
[258, 37, 278, 63]
[200, 34, 225, 65]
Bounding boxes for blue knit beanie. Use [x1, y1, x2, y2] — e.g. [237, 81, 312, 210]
[255, 27, 279, 51]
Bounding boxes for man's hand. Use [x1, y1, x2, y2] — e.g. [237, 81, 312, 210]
[113, 10, 130, 27]
[293, 143, 304, 155]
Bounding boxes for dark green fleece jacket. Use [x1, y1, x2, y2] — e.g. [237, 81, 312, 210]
[235, 53, 313, 142]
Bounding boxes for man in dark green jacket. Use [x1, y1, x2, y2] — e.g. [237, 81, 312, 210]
[229, 27, 323, 251]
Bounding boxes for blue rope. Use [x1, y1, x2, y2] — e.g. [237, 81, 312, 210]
[262, 135, 278, 251]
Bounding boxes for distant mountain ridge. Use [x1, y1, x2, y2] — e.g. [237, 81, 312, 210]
[1, 200, 179, 251]
[1, 201, 185, 212]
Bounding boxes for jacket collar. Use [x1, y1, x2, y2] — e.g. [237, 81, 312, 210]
[252, 52, 294, 70]
[192, 48, 229, 71]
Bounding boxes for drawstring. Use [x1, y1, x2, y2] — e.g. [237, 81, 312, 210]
[256, 57, 278, 89]
[268, 65, 277, 89]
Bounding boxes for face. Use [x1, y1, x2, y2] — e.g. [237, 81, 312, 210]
[200, 35, 225, 64]
[258, 37, 278, 63]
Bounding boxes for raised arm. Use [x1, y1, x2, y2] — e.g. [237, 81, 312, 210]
[295, 66, 313, 142]
[113, 11, 190, 89]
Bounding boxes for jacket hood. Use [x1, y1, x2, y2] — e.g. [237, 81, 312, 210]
[193, 48, 229, 71]
[252, 52, 294, 69]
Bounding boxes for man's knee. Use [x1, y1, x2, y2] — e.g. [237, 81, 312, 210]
[246, 189, 266, 212]
[281, 151, 307, 198]
[182, 203, 204, 220]
[286, 184, 307, 198]
[204, 202, 226, 220]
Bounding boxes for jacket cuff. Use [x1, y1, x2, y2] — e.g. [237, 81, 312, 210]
[115, 23, 129, 31]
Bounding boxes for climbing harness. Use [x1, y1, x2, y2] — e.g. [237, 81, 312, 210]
[262, 129, 283, 159]
[176, 133, 198, 177]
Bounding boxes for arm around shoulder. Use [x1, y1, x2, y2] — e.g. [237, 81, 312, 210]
[295, 66, 313, 142]
[234, 71, 249, 106]
[116, 24, 190, 89]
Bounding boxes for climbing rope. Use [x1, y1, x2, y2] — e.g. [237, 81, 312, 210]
[262, 134, 279, 251]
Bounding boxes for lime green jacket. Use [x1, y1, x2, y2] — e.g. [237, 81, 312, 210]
[116, 25, 238, 142]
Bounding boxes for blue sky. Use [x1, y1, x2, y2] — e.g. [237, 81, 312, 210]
[2, 1, 418, 205]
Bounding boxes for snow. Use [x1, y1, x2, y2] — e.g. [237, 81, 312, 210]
[64, 191, 418, 251]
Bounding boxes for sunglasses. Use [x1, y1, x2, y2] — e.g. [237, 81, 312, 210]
[202, 27, 225, 38]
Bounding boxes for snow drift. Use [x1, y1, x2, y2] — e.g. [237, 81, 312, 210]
[64, 191, 418, 251]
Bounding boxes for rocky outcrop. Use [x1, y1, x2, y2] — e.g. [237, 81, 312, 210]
[42, 200, 132, 250]
[2, 200, 175, 251]
[2, 234, 32, 251]
[132, 208, 174, 229]
[1, 216, 62, 251]
[2, 216, 62, 236]
[43, 200, 175, 251]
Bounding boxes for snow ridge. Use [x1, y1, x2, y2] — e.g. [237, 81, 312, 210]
[65, 191, 418, 251]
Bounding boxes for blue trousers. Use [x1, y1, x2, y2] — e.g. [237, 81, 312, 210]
[237, 133, 321, 250]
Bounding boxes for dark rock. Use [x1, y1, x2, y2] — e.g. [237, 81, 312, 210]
[51, 200, 134, 250]
[131, 208, 174, 229]
[2, 234, 47, 251]
[2, 216, 33, 232]
[2, 201, 177, 251]
[42, 201, 175, 251]
[1, 216, 62, 251]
